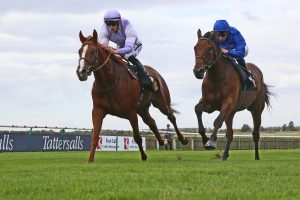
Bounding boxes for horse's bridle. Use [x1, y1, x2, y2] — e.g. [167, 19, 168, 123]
[78, 42, 113, 74]
[78, 42, 120, 92]
[195, 38, 222, 71]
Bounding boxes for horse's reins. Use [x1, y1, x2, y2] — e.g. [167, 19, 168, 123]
[93, 50, 113, 72]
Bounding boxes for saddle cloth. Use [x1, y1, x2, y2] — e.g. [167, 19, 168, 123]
[223, 55, 254, 90]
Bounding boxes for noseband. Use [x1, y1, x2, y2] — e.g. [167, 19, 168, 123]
[195, 38, 222, 71]
[78, 42, 113, 74]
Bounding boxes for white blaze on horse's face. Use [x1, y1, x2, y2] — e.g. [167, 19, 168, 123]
[79, 45, 88, 72]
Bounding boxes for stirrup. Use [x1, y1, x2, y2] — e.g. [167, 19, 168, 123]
[150, 77, 158, 92]
[252, 80, 257, 89]
[249, 78, 257, 89]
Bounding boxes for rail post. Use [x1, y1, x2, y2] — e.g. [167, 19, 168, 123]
[60, 129, 65, 151]
[28, 127, 33, 151]
[116, 130, 119, 151]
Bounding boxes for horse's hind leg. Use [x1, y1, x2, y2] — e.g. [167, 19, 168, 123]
[195, 102, 209, 146]
[221, 114, 234, 161]
[151, 98, 188, 145]
[250, 109, 262, 160]
[167, 111, 188, 145]
[138, 106, 164, 146]
[88, 107, 106, 163]
[128, 112, 147, 161]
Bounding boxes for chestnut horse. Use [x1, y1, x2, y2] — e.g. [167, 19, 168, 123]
[76, 30, 188, 162]
[193, 30, 273, 160]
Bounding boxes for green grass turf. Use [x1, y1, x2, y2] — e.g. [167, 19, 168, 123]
[0, 149, 299, 200]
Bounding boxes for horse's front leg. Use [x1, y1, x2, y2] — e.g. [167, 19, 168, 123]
[204, 113, 224, 150]
[205, 102, 235, 150]
[128, 112, 147, 161]
[221, 114, 234, 160]
[88, 107, 106, 163]
[195, 101, 209, 146]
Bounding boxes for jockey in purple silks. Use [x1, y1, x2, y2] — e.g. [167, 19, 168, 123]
[99, 9, 153, 91]
[213, 19, 256, 89]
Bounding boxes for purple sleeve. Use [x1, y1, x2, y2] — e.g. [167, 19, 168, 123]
[118, 22, 137, 55]
[118, 46, 133, 55]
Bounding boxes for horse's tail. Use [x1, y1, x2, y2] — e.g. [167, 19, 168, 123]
[156, 74, 181, 114]
[146, 66, 181, 115]
[264, 83, 277, 109]
[171, 103, 180, 114]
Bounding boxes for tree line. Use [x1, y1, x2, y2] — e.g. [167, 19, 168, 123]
[179, 121, 299, 133]
[240, 121, 297, 132]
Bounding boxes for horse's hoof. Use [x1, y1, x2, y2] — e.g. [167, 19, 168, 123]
[204, 145, 216, 150]
[204, 140, 217, 150]
[141, 155, 147, 161]
[181, 138, 188, 145]
[221, 154, 229, 161]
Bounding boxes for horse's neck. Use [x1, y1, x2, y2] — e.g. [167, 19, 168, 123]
[93, 58, 127, 92]
[207, 57, 232, 81]
[94, 57, 116, 87]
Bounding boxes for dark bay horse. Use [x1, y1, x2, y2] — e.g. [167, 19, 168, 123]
[76, 30, 188, 162]
[193, 29, 273, 160]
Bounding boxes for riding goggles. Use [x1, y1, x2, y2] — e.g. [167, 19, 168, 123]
[105, 21, 119, 26]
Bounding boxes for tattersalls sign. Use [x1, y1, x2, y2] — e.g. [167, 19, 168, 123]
[42, 135, 84, 150]
[0, 134, 14, 151]
[0, 133, 91, 152]
[0, 132, 146, 152]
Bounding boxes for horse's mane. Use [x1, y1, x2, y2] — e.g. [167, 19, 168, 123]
[203, 31, 217, 43]
[203, 31, 219, 50]
[203, 31, 212, 39]
[99, 44, 128, 66]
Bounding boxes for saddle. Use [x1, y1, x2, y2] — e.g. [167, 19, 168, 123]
[223, 55, 254, 91]
[121, 60, 158, 92]
[127, 63, 139, 79]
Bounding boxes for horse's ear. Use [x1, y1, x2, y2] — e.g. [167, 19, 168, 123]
[93, 29, 98, 43]
[197, 29, 202, 39]
[79, 31, 85, 43]
[210, 31, 216, 39]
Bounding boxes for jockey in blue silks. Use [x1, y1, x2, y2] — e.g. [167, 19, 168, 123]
[213, 20, 256, 88]
[99, 9, 153, 91]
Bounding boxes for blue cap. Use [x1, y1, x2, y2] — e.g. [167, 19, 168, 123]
[213, 20, 230, 32]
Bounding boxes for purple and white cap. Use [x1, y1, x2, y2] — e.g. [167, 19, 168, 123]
[104, 9, 121, 22]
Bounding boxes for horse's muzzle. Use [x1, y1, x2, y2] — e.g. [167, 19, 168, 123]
[76, 69, 88, 81]
[193, 68, 205, 79]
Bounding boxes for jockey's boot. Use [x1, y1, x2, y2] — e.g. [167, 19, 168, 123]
[128, 56, 156, 91]
[237, 58, 257, 89]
